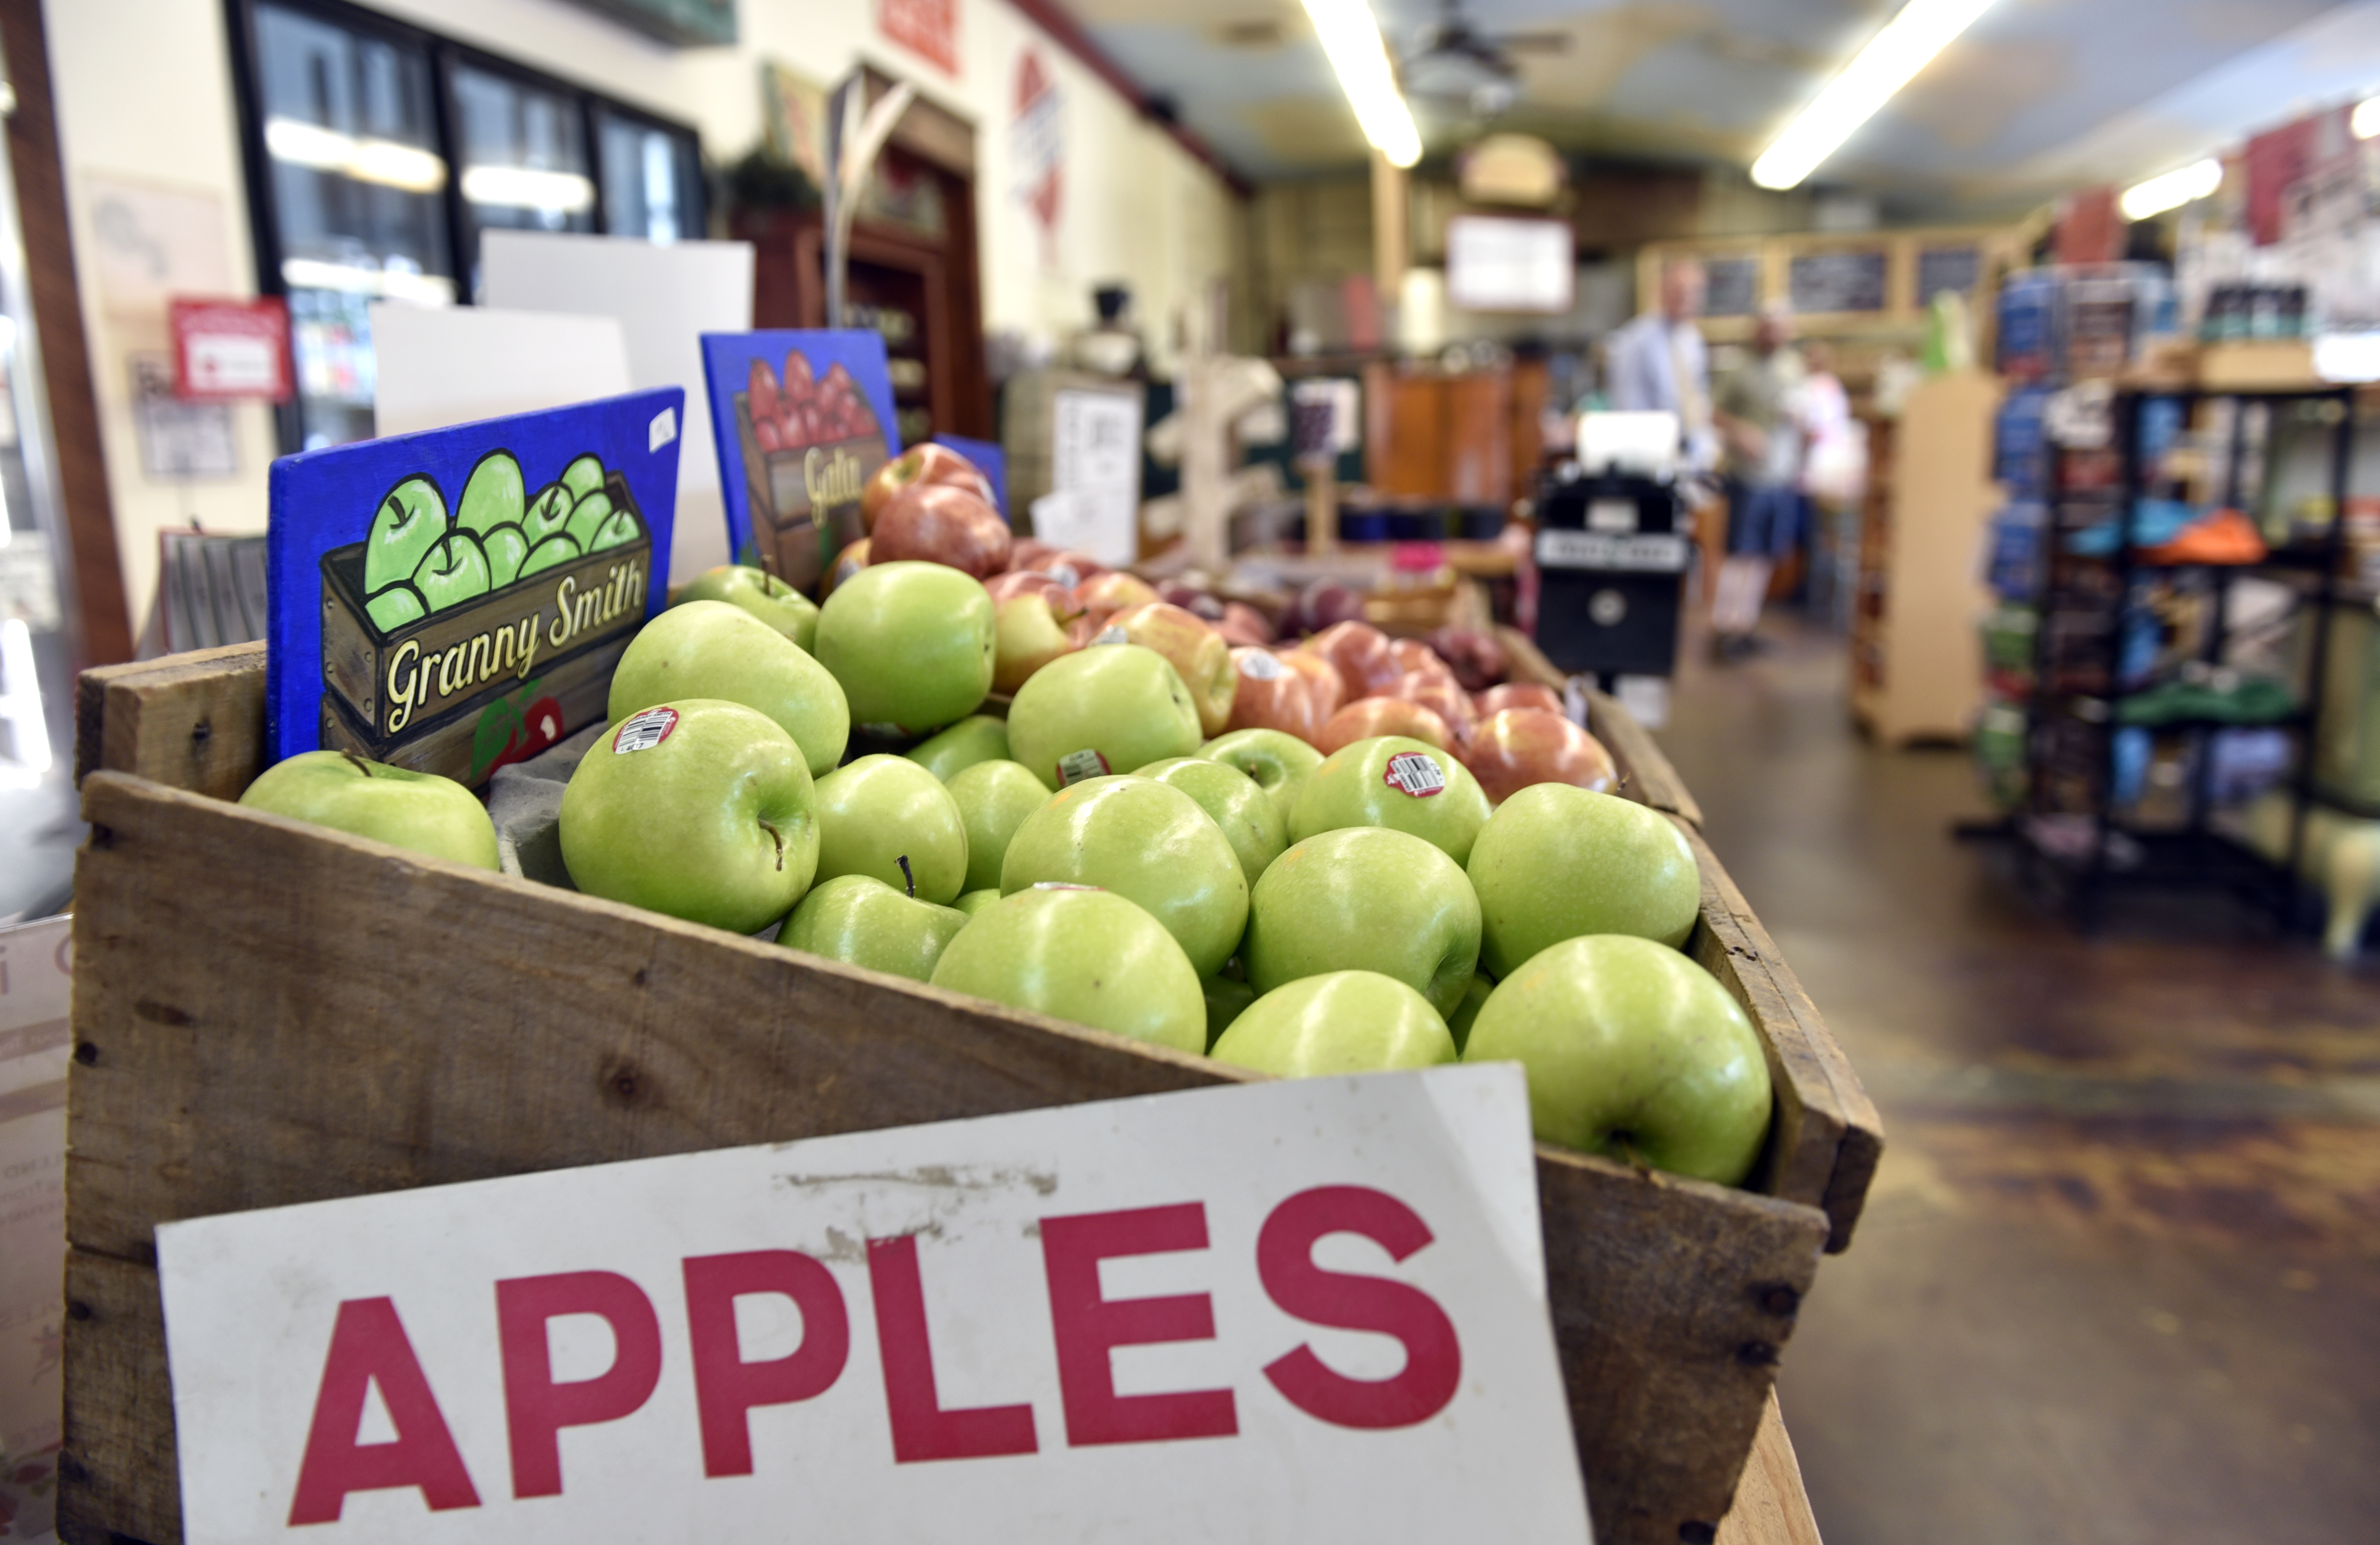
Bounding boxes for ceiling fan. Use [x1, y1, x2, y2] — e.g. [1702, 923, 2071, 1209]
[1397, 0, 1570, 119]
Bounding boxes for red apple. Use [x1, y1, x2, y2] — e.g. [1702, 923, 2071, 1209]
[822, 537, 870, 596]
[987, 568, 1086, 622]
[1038, 549, 1108, 590]
[1221, 602, 1275, 645]
[1315, 697, 1453, 755]
[1102, 602, 1236, 737]
[1476, 682, 1565, 718]
[1278, 648, 1344, 726]
[753, 418, 783, 454]
[1429, 626, 1509, 692]
[783, 350, 814, 400]
[870, 483, 1013, 579]
[1008, 537, 1058, 573]
[1382, 670, 1477, 746]
[748, 359, 781, 425]
[1302, 620, 1402, 702]
[1075, 570, 1161, 626]
[1224, 647, 1319, 741]
[863, 443, 995, 532]
[1463, 708, 1617, 804]
[995, 592, 1078, 692]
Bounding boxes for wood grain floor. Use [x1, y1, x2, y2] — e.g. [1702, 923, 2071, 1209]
[1655, 614, 2380, 1545]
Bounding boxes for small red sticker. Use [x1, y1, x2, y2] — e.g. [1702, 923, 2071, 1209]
[613, 706, 678, 753]
[1056, 748, 1111, 786]
[1383, 750, 1446, 797]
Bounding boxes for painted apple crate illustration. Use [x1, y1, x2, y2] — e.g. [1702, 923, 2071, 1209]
[60, 641, 1880, 1545]
[731, 347, 892, 592]
[317, 464, 650, 786]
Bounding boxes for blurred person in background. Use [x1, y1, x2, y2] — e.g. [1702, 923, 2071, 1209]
[1606, 259, 1716, 474]
[1709, 303, 1806, 659]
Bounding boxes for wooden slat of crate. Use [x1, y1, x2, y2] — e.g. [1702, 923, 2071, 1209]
[74, 640, 267, 801]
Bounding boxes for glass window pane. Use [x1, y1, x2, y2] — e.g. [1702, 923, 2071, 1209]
[598, 116, 697, 244]
[450, 62, 595, 293]
[254, 2, 454, 448]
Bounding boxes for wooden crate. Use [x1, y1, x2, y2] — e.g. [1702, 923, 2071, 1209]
[58, 642, 1878, 1545]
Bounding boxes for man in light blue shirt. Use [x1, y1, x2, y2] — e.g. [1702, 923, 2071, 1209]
[1604, 259, 1715, 473]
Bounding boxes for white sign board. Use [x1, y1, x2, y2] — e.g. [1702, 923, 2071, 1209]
[371, 305, 632, 440]
[1043, 387, 1143, 566]
[158, 1066, 1589, 1544]
[1446, 215, 1576, 315]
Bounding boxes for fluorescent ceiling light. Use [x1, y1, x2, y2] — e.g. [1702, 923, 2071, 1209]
[1751, 0, 1996, 190]
[2120, 158, 2222, 221]
[2355, 96, 2380, 139]
[461, 165, 597, 215]
[264, 116, 446, 194]
[1300, 0, 1421, 169]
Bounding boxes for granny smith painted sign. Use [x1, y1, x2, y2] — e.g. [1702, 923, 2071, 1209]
[155, 1066, 1592, 1543]
[700, 331, 902, 596]
[266, 390, 685, 788]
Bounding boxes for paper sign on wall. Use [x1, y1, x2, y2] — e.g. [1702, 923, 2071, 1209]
[156, 1065, 1591, 1544]
[265, 390, 684, 788]
[700, 331, 902, 593]
[1038, 387, 1141, 565]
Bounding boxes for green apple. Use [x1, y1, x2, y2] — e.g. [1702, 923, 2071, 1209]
[676, 564, 819, 652]
[1203, 974, 1255, 1051]
[1464, 935, 1770, 1185]
[521, 533, 581, 577]
[587, 506, 642, 552]
[907, 715, 1015, 782]
[481, 526, 527, 588]
[1211, 971, 1456, 1077]
[559, 452, 607, 501]
[364, 475, 448, 593]
[812, 754, 969, 905]
[366, 587, 426, 633]
[930, 886, 1206, 1054]
[239, 749, 498, 870]
[608, 600, 850, 778]
[412, 532, 491, 613]
[999, 775, 1246, 976]
[813, 561, 996, 735]
[1197, 729, 1323, 823]
[1243, 826, 1480, 1017]
[457, 451, 525, 536]
[565, 488, 618, 549]
[1445, 971, 1493, 1054]
[559, 699, 819, 932]
[946, 759, 1052, 894]
[1467, 784, 1700, 977]
[1289, 735, 1491, 866]
[1133, 757, 1286, 884]
[954, 888, 1001, 917]
[1007, 645, 1200, 790]
[523, 483, 575, 544]
[780, 874, 968, 982]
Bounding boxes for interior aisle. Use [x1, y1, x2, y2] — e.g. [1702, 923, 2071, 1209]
[1652, 613, 2380, 1545]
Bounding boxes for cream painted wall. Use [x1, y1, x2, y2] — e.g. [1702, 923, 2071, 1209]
[41, 0, 1239, 629]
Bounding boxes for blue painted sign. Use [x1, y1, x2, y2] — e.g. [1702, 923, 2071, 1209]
[266, 388, 685, 787]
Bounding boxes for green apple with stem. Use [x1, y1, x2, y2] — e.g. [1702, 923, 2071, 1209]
[953, 888, 1001, 917]
[946, 759, 1052, 894]
[999, 775, 1246, 976]
[1212, 971, 1456, 1077]
[1203, 974, 1255, 1051]
[1289, 735, 1491, 865]
[780, 874, 968, 982]
[363, 475, 448, 594]
[1463, 934, 1771, 1184]
[1467, 784, 1700, 977]
[565, 489, 617, 549]
[1006, 644, 1200, 790]
[1198, 728, 1323, 823]
[523, 483, 575, 544]
[675, 564, 819, 652]
[558, 699, 819, 933]
[814, 561, 996, 734]
[239, 749, 499, 870]
[1445, 972, 1493, 1054]
[1243, 825, 1480, 1017]
[811, 754, 969, 904]
[908, 715, 1016, 782]
[1132, 756, 1286, 884]
[608, 600, 850, 778]
[412, 532, 491, 613]
[930, 885, 1206, 1054]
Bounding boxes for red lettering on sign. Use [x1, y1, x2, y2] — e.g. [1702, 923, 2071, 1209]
[1041, 1203, 1238, 1446]
[683, 1250, 850, 1477]
[495, 1271, 664, 1498]
[1256, 1186, 1461, 1429]
[287, 1297, 481, 1525]
[866, 1234, 1039, 1462]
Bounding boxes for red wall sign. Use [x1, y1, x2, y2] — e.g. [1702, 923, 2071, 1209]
[879, 0, 960, 75]
[169, 295, 292, 403]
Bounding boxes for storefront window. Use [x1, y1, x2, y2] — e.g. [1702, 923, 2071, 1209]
[449, 61, 596, 296]
[597, 111, 695, 245]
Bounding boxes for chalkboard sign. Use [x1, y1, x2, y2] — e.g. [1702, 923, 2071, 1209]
[1703, 256, 1760, 317]
[1916, 245, 1983, 302]
[1789, 249, 1889, 314]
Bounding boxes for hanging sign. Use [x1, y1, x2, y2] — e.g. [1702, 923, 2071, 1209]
[879, 0, 960, 75]
[1012, 50, 1063, 250]
[168, 295, 291, 402]
[155, 1065, 1589, 1544]
[700, 331, 903, 592]
[264, 389, 685, 788]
